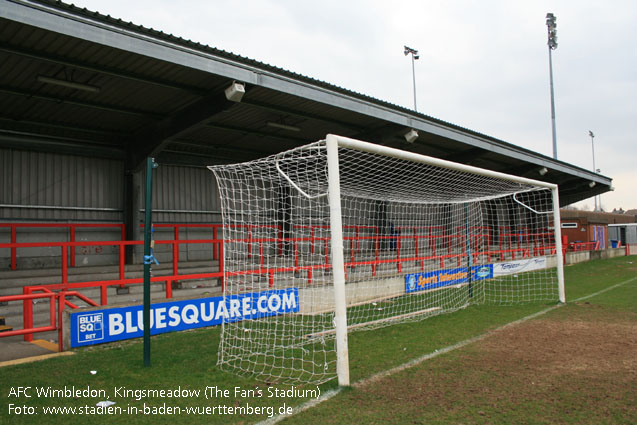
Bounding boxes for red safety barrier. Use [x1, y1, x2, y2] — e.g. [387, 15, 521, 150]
[0, 223, 125, 270]
[2, 221, 562, 344]
[0, 237, 225, 343]
[567, 241, 600, 252]
[0, 290, 100, 352]
[0, 239, 223, 289]
[145, 223, 286, 262]
[1, 292, 57, 339]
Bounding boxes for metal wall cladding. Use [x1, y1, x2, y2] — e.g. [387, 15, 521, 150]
[148, 164, 221, 223]
[0, 149, 222, 224]
[0, 148, 123, 221]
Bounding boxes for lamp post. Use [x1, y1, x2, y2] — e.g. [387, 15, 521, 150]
[404, 45, 419, 112]
[596, 169, 602, 212]
[589, 130, 598, 211]
[546, 13, 558, 159]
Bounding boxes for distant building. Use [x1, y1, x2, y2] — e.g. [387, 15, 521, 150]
[609, 223, 637, 247]
[560, 210, 636, 249]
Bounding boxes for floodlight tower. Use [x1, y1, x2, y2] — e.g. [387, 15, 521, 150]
[404, 45, 419, 112]
[546, 13, 558, 159]
[589, 130, 598, 211]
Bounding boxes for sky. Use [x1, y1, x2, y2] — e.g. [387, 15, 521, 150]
[72, 0, 637, 211]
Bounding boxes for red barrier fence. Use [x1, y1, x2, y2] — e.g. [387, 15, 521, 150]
[0, 290, 101, 352]
[0, 236, 224, 344]
[567, 241, 600, 252]
[1, 222, 565, 346]
[0, 223, 125, 270]
[0, 238, 224, 290]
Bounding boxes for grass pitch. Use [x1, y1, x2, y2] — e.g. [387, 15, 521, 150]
[0, 256, 635, 424]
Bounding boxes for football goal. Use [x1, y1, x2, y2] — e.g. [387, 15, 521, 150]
[209, 134, 565, 386]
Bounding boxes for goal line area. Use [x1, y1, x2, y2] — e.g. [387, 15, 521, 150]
[209, 134, 565, 386]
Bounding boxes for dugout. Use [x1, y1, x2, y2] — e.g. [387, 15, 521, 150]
[0, 0, 613, 268]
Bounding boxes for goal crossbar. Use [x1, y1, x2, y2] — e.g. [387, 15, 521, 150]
[334, 135, 558, 190]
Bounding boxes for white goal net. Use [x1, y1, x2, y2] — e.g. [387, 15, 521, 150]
[209, 135, 564, 385]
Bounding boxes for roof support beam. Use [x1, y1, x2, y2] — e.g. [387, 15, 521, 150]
[168, 140, 271, 158]
[500, 163, 548, 178]
[442, 148, 487, 165]
[352, 122, 404, 146]
[158, 147, 268, 166]
[127, 93, 234, 171]
[242, 97, 364, 133]
[205, 122, 307, 145]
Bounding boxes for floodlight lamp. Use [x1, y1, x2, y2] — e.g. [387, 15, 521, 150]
[538, 167, 548, 176]
[225, 81, 245, 102]
[404, 46, 418, 57]
[404, 129, 419, 143]
[546, 13, 556, 26]
[589, 130, 595, 138]
[589, 181, 596, 188]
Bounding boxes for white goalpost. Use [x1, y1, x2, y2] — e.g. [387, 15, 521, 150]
[209, 134, 565, 386]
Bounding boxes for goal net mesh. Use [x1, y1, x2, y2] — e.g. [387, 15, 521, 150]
[209, 139, 559, 384]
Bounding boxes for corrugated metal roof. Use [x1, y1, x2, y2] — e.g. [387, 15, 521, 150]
[21, 0, 522, 146]
[0, 0, 614, 206]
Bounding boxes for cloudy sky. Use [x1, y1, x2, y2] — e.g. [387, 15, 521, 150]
[73, 0, 637, 211]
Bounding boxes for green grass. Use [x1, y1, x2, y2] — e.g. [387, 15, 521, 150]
[284, 256, 637, 424]
[1, 256, 635, 424]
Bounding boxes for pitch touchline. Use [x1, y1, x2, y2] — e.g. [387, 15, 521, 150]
[257, 276, 637, 425]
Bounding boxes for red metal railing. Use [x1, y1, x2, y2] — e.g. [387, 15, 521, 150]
[224, 230, 557, 287]
[567, 241, 600, 252]
[0, 238, 224, 290]
[0, 290, 98, 352]
[1, 221, 564, 346]
[0, 223, 125, 270]
[0, 237, 224, 343]
[0, 292, 57, 338]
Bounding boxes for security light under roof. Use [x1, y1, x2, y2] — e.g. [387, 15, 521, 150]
[225, 81, 245, 102]
[404, 129, 419, 143]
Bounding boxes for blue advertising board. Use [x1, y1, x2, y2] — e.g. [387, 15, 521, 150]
[69, 288, 299, 348]
[405, 265, 493, 293]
